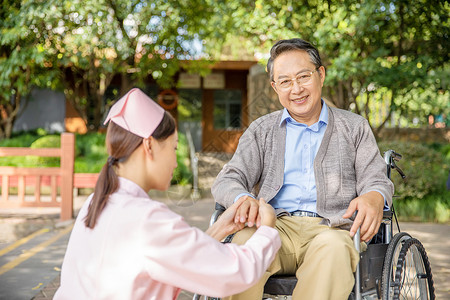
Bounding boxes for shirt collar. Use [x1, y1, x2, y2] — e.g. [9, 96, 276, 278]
[279, 100, 329, 130]
[117, 177, 149, 198]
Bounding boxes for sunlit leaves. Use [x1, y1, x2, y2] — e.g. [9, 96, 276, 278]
[212, 0, 448, 128]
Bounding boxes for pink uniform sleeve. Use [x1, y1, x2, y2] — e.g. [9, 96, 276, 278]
[140, 202, 281, 298]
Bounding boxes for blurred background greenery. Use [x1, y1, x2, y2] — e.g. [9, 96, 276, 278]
[1, 0, 448, 136]
[1, 130, 448, 223]
[0, 130, 192, 186]
[0, 0, 448, 222]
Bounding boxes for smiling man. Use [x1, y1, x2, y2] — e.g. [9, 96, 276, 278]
[212, 38, 394, 300]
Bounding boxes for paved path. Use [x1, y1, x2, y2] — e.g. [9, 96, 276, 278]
[1, 195, 448, 299]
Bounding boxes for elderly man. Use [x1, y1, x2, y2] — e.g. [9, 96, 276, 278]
[212, 38, 394, 300]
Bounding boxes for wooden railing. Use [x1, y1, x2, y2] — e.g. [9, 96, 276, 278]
[0, 133, 75, 221]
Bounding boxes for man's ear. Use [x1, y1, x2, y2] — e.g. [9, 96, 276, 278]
[319, 66, 326, 87]
[270, 81, 279, 94]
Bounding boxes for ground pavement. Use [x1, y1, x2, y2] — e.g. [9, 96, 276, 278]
[0, 193, 448, 299]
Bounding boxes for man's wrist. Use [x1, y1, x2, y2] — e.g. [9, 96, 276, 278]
[233, 192, 255, 203]
[368, 190, 388, 210]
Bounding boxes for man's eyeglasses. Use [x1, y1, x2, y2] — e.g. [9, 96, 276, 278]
[273, 67, 320, 91]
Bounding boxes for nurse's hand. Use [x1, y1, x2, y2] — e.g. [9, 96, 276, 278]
[206, 197, 247, 241]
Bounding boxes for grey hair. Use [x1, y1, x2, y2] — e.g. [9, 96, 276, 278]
[267, 38, 322, 81]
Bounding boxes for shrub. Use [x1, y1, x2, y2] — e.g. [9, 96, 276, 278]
[26, 135, 61, 167]
[73, 131, 193, 186]
[74, 133, 107, 173]
[378, 140, 450, 223]
[0, 132, 40, 147]
[0, 131, 42, 167]
[393, 194, 450, 223]
[0, 130, 193, 186]
[172, 132, 192, 186]
[378, 141, 448, 200]
[439, 143, 450, 160]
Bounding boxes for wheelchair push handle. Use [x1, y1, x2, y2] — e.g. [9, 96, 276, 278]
[384, 150, 406, 179]
[384, 149, 402, 162]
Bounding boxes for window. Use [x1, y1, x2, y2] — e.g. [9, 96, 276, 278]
[213, 89, 242, 129]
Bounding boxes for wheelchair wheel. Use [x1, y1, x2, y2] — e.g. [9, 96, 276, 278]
[381, 232, 411, 299]
[393, 238, 435, 299]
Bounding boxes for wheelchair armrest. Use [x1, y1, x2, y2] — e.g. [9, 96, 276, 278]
[209, 203, 226, 227]
[215, 203, 226, 211]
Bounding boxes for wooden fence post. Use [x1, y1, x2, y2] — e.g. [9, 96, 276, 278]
[60, 133, 75, 221]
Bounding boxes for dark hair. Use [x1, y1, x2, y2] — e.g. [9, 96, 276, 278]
[84, 111, 176, 228]
[266, 38, 323, 81]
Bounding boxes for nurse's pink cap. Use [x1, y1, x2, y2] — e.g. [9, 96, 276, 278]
[103, 88, 165, 138]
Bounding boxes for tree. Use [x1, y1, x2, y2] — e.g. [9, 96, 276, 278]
[203, 0, 449, 132]
[0, 1, 58, 139]
[13, 0, 216, 131]
[3, 0, 447, 135]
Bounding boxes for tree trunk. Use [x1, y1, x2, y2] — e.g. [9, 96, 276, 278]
[0, 107, 17, 139]
[0, 91, 22, 139]
[374, 89, 397, 138]
[120, 72, 133, 96]
[4, 120, 13, 139]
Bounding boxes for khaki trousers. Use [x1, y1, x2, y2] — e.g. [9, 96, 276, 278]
[225, 216, 362, 300]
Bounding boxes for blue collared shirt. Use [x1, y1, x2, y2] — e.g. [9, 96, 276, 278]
[269, 102, 328, 213]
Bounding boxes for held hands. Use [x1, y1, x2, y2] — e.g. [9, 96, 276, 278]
[213, 197, 248, 238]
[234, 195, 260, 227]
[207, 196, 276, 241]
[343, 191, 385, 242]
[233, 195, 276, 228]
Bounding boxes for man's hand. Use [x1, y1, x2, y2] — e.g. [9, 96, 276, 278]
[234, 195, 260, 227]
[343, 191, 385, 242]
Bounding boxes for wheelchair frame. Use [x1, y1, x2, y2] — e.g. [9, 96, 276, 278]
[194, 150, 435, 300]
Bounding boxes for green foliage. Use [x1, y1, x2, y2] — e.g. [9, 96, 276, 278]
[207, 0, 449, 130]
[172, 132, 192, 185]
[0, 130, 193, 185]
[0, 130, 55, 167]
[433, 143, 450, 160]
[0, 132, 37, 167]
[0, 1, 60, 138]
[394, 195, 450, 223]
[74, 133, 107, 173]
[0, 130, 44, 147]
[378, 140, 450, 223]
[13, 0, 218, 130]
[27, 135, 61, 167]
[379, 141, 448, 199]
[3, 0, 448, 133]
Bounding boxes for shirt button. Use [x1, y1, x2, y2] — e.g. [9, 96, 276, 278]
[303, 168, 307, 173]
[304, 144, 308, 149]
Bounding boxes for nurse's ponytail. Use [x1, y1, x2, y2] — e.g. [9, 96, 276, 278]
[84, 111, 176, 229]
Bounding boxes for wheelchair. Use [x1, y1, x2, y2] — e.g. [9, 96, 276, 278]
[193, 150, 435, 300]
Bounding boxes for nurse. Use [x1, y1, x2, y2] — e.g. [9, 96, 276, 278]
[54, 88, 280, 300]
